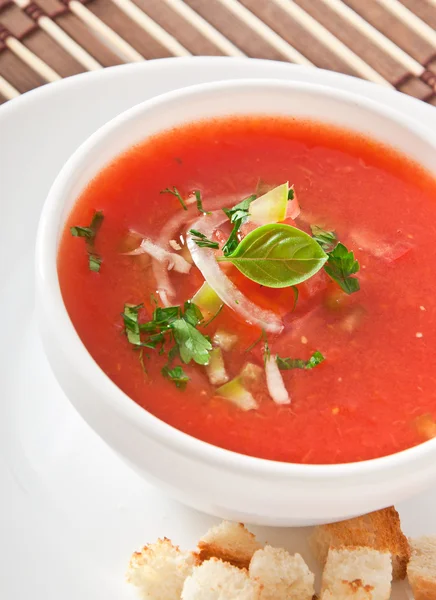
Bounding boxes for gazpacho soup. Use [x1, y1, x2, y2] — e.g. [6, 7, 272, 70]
[58, 116, 436, 464]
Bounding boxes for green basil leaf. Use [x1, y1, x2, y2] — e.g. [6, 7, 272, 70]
[218, 223, 328, 288]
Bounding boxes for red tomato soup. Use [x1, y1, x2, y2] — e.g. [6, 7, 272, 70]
[58, 116, 436, 464]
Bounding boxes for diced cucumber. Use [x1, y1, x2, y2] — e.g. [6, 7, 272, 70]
[192, 282, 223, 315]
[248, 182, 289, 225]
[216, 376, 258, 411]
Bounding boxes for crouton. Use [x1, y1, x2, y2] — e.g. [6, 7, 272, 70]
[182, 558, 262, 600]
[127, 538, 197, 600]
[407, 536, 436, 600]
[249, 545, 315, 600]
[311, 507, 410, 579]
[198, 521, 263, 568]
[320, 546, 392, 600]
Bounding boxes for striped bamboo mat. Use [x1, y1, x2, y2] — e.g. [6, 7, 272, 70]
[0, 0, 435, 105]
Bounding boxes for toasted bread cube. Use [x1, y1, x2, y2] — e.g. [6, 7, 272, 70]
[127, 538, 197, 600]
[311, 507, 410, 579]
[320, 546, 392, 600]
[198, 521, 263, 569]
[249, 545, 315, 600]
[182, 558, 262, 600]
[407, 536, 436, 600]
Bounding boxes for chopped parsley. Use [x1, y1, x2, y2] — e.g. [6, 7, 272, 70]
[122, 303, 144, 346]
[89, 254, 102, 272]
[276, 351, 325, 370]
[162, 365, 189, 389]
[189, 229, 219, 249]
[171, 319, 211, 365]
[310, 225, 338, 252]
[70, 210, 104, 272]
[324, 243, 360, 294]
[122, 300, 213, 388]
[311, 226, 360, 294]
[160, 186, 188, 210]
[288, 187, 295, 201]
[194, 190, 210, 215]
[222, 194, 257, 256]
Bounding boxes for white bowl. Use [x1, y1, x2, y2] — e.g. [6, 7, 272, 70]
[36, 79, 436, 526]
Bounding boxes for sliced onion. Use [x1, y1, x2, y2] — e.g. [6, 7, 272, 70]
[152, 196, 246, 306]
[153, 210, 198, 305]
[350, 231, 413, 263]
[126, 238, 191, 273]
[265, 354, 290, 405]
[187, 212, 283, 334]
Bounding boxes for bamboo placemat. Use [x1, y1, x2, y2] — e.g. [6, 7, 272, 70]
[0, 0, 435, 105]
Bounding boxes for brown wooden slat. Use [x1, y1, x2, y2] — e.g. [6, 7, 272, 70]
[239, 0, 360, 76]
[0, 46, 45, 92]
[183, 0, 286, 61]
[293, 0, 430, 100]
[54, 11, 123, 66]
[133, 0, 225, 56]
[0, 3, 35, 39]
[397, 75, 435, 99]
[400, 0, 436, 30]
[89, 0, 172, 58]
[0, 4, 84, 76]
[343, 0, 436, 65]
[24, 31, 85, 76]
[36, 0, 123, 66]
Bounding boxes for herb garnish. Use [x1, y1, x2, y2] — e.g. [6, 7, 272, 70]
[202, 304, 224, 328]
[122, 300, 213, 387]
[276, 351, 325, 370]
[324, 243, 360, 294]
[70, 210, 104, 272]
[194, 190, 210, 215]
[218, 223, 328, 288]
[189, 229, 219, 249]
[222, 194, 257, 256]
[160, 186, 188, 211]
[162, 365, 189, 389]
[310, 225, 337, 252]
[122, 303, 144, 346]
[288, 187, 295, 201]
[291, 286, 299, 312]
[262, 330, 270, 365]
[311, 226, 360, 294]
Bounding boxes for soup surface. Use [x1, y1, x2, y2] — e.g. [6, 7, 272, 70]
[58, 116, 436, 464]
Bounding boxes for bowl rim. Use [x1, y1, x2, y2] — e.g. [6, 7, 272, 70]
[36, 77, 436, 480]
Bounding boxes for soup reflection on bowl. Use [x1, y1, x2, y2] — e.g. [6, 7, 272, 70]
[36, 80, 436, 526]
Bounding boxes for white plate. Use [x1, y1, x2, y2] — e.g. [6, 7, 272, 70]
[1, 58, 435, 599]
